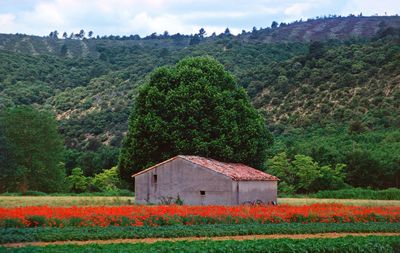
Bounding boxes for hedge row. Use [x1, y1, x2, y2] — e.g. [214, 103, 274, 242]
[1, 222, 399, 243]
[2, 236, 400, 253]
[309, 188, 400, 200]
[0, 190, 133, 197]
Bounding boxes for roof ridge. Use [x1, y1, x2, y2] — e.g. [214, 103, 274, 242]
[132, 155, 279, 181]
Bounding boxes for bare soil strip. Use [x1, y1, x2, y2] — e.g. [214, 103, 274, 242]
[3, 233, 400, 248]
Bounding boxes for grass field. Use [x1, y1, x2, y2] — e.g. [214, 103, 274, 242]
[0, 196, 134, 207]
[0, 196, 399, 207]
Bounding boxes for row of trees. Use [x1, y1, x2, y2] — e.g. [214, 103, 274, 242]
[49, 30, 94, 40]
[49, 13, 380, 41]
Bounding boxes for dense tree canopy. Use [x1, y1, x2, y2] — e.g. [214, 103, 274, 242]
[0, 106, 65, 193]
[119, 57, 273, 183]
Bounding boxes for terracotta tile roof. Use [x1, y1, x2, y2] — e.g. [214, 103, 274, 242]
[179, 155, 278, 181]
[132, 155, 278, 181]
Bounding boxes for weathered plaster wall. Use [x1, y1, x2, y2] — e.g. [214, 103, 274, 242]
[234, 181, 277, 204]
[135, 158, 234, 205]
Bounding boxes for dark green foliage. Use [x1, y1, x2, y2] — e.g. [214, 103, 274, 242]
[346, 149, 381, 187]
[310, 188, 400, 200]
[0, 190, 133, 196]
[0, 106, 65, 193]
[266, 152, 346, 193]
[1, 222, 398, 243]
[275, 127, 399, 188]
[119, 57, 272, 183]
[2, 236, 400, 252]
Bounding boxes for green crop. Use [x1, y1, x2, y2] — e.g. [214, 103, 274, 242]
[1, 236, 399, 253]
[1, 222, 399, 243]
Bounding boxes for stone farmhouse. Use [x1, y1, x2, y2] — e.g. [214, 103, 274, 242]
[132, 155, 279, 205]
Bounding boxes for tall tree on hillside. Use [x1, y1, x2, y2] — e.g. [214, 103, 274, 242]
[271, 21, 278, 29]
[119, 57, 273, 184]
[49, 30, 58, 39]
[0, 106, 65, 193]
[198, 28, 206, 38]
[78, 29, 85, 39]
[224, 28, 231, 35]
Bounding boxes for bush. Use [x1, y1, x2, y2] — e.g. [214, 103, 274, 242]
[91, 167, 121, 192]
[23, 191, 48, 196]
[311, 188, 400, 200]
[67, 168, 89, 193]
[0, 218, 24, 228]
[26, 216, 48, 227]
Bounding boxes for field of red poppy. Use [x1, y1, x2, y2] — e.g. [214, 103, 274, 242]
[0, 203, 399, 228]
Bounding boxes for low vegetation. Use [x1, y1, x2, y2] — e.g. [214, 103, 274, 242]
[1, 223, 399, 244]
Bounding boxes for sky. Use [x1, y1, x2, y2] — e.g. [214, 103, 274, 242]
[0, 0, 399, 37]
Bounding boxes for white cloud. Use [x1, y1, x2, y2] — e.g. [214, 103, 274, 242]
[284, 3, 312, 16]
[342, 0, 400, 16]
[0, 14, 16, 33]
[127, 12, 189, 35]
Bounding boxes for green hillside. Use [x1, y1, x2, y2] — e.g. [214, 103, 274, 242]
[0, 15, 399, 188]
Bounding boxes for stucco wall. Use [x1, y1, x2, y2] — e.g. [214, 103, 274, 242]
[234, 181, 277, 204]
[135, 158, 234, 205]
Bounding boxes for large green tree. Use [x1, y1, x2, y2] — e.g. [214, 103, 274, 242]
[0, 106, 65, 193]
[119, 56, 272, 183]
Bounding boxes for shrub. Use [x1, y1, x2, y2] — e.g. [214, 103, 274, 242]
[0, 218, 24, 228]
[91, 167, 121, 192]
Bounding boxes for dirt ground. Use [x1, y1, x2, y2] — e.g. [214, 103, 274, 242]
[3, 233, 400, 248]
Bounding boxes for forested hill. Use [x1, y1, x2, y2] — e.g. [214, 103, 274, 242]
[1, 16, 400, 57]
[0, 15, 399, 187]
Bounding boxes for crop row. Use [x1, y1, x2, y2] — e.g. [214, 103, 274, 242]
[2, 236, 400, 253]
[1, 222, 399, 243]
[1, 204, 399, 228]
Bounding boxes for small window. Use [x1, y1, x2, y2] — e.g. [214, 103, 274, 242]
[153, 174, 157, 184]
[200, 190, 205, 196]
